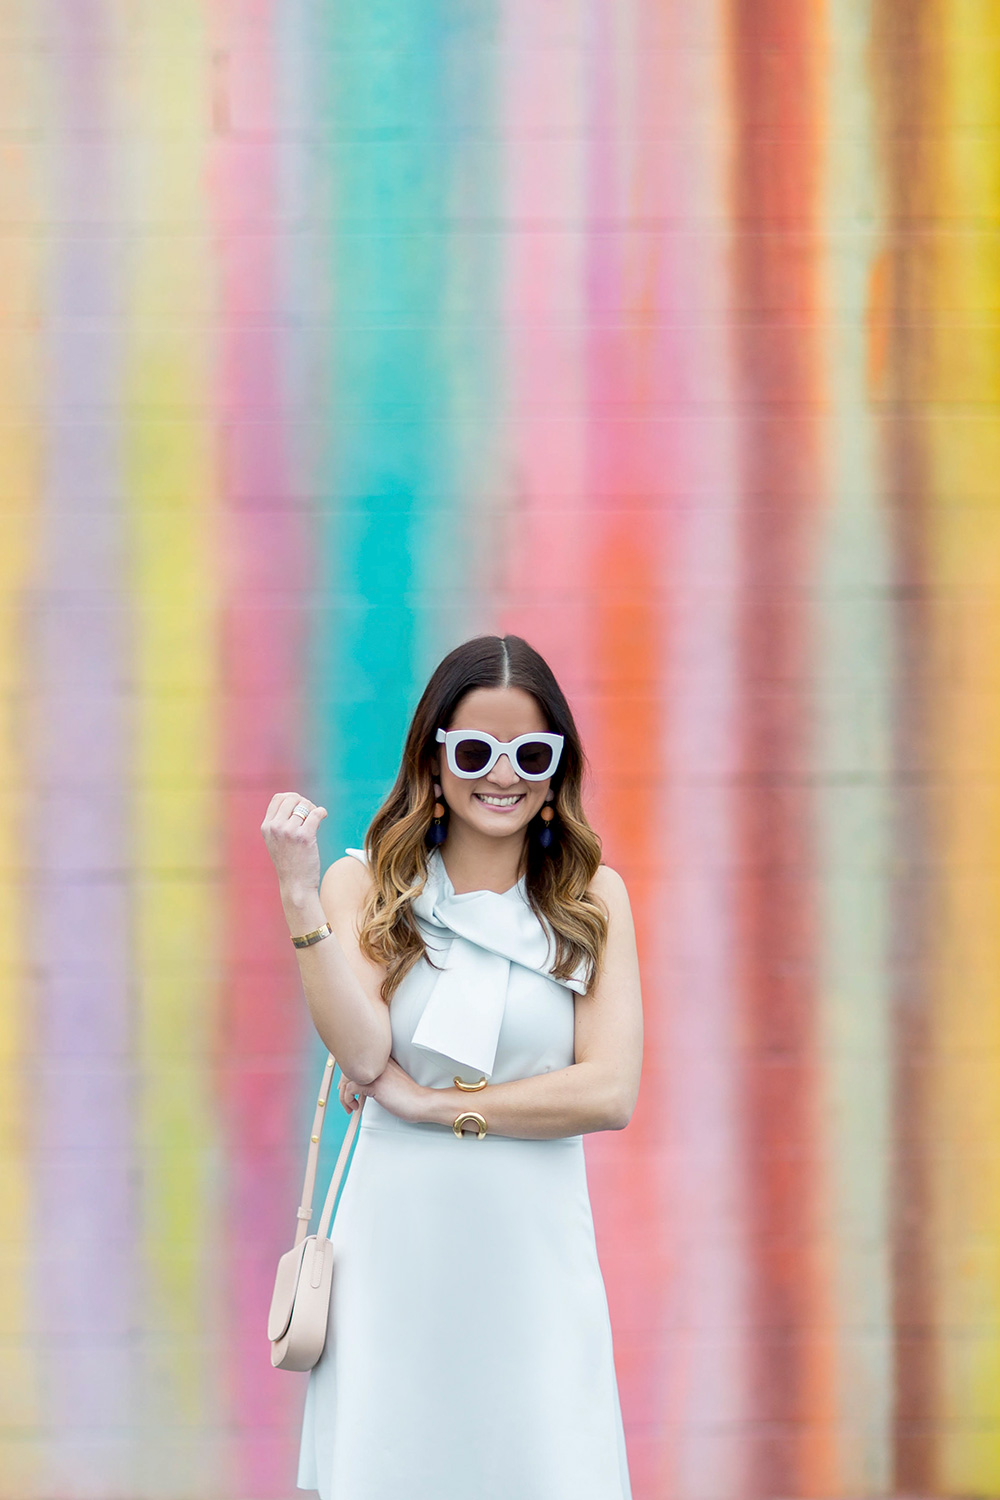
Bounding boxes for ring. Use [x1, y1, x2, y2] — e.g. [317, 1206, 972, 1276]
[292, 801, 310, 821]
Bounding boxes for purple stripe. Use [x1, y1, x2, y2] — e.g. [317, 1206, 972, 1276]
[32, 3, 136, 1485]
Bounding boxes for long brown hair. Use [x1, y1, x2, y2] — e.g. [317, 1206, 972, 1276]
[357, 634, 609, 1003]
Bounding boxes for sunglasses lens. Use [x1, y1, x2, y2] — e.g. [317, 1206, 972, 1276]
[515, 741, 555, 777]
[454, 737, 493, 774]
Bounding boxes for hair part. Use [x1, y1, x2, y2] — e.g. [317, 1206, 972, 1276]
[356, 634, 609, 1003]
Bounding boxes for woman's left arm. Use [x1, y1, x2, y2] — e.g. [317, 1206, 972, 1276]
[354, 866, 644, 1140]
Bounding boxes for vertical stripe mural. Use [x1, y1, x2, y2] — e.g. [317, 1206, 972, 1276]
[120, 7, 224, 1493]
[4, 2, 1000, 1497]
[0, 6, 45, 1495]
[34, 9, 134, 1495]
[727, 2, 837, 1493]
[207, 4, 315, 1494]
[920, 3, 1000, 1490]
[497, 0, 591, 694]
[313, 0, 455, 858]
[817, 0, 894, 1490]
[628, 11, 747, 1500]
[871, 7, 942, 1489]
[579, 10, 678, 1496]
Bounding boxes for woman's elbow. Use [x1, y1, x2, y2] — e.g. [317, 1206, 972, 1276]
[318, 1014, 391, 1087]
[607, 1084, 639, 1131]
[349, 1037, 392, 1086]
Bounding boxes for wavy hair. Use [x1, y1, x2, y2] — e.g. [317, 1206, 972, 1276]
[357, 634, 609, 1004]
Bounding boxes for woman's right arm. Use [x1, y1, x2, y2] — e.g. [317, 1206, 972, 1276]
[262, 793, 392, 1084]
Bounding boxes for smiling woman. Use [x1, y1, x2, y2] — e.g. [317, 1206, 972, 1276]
[354, 636, 614, 1003]
[262, 634, 643, 1500]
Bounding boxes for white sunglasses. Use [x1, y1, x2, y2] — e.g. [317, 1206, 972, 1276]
[435, 727, 564, 781]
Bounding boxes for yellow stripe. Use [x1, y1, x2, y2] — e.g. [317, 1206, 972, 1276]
[0, 44, 44, 1492]
[117, 4, 224, 1479]
[930, 3, 1000, 1488]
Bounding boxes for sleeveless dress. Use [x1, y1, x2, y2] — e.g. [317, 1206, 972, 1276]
[296, 845, 633, 1500]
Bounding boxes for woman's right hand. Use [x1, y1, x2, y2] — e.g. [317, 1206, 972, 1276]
[338, 1070, 368, 1113]
[260, 792, 329, 900]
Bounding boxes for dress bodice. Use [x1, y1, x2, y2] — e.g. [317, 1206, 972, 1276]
[343, 845, 588, 1088]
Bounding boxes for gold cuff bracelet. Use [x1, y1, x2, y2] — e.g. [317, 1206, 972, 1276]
[453, 1111, 488, 1139]
[290, 921, 333, 949]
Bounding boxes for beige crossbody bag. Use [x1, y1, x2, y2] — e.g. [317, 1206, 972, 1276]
[267, 1052, 366, 1371]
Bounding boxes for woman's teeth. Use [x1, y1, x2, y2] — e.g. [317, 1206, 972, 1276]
[475, 793, 524, 807]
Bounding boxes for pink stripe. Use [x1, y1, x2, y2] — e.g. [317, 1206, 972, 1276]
[610, 14, 752, 1494]
[497, 0, 592, 691]
[499, 8, 748, 1495]
[207, 4, 314, 1492]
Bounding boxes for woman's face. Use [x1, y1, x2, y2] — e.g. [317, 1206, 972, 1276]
[430, 686, 554, 842]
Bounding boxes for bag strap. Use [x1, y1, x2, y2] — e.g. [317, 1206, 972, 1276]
[293, 1051, 366, 1247]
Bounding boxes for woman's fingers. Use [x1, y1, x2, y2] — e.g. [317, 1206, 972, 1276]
[260, 792, 329, 829]
[262, 791, 301, 822]
[339, 1072, 361, 1112]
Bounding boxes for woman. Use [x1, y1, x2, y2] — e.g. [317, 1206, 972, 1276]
[261, 633, 643, 1500]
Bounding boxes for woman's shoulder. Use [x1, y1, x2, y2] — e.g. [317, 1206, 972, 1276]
[319, 849, 373, 911]
[586, 862, 630, 914]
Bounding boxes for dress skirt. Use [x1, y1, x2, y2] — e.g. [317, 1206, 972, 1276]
[296, 1097, 632, 1500]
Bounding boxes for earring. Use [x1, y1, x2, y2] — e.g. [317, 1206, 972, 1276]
[539, 794, 556, 850]
[428, 781, 447, 846]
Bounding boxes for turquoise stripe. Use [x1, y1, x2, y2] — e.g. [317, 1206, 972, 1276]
[302, 2, 499, 1169]
[309, 1, 500, 858]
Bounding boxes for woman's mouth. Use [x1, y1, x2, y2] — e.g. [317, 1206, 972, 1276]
[474, 793, 525, 810]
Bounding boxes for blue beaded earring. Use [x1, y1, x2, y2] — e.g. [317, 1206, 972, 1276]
[428, 781, 447, 846]
[538, 795, 556, 850]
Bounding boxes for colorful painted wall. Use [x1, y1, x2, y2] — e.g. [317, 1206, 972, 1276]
[2, 2, 998, 1497]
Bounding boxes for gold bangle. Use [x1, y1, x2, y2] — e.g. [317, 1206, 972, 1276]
[290, 921, 333, 949]
[453, 1110, 488, 1140]
[454, 1074, 487, 1091]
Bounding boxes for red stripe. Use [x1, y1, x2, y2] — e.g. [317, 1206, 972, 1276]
[727, 0, 838, 1493]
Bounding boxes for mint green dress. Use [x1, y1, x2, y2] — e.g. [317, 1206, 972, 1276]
[296, 845, 632, 1500]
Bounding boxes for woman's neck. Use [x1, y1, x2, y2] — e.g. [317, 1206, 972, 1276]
[437, 827, 527, 896]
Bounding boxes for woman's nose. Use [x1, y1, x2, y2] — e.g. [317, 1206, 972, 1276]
[485, 754, 519, 787]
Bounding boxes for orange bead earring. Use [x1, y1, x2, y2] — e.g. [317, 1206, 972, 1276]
[428, 780, 447, 846]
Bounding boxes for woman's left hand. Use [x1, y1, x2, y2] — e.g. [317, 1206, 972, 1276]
[338, 1056, 428, 1124]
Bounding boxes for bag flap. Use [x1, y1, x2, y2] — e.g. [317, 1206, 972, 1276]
[268, 1239, 311, 1342]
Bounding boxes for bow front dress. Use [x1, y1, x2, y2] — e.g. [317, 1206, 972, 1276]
[296, 845, 632, 1500]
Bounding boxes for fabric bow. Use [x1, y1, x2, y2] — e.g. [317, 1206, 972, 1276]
[345, 846, 589, 1078]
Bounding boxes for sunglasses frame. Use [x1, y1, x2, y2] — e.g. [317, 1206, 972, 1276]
[435, 727, 565, 782]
